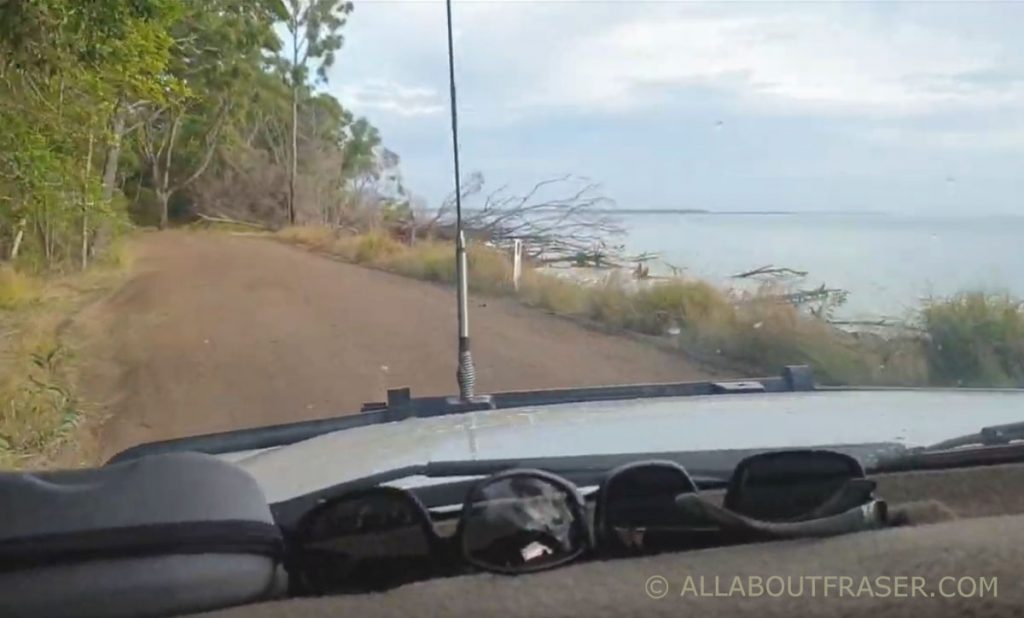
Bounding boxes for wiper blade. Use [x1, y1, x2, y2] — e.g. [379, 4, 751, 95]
[923, 420, 1024, 452]
[872, 421, 1024, 473]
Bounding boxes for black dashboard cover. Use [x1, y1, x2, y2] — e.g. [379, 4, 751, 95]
[0, 452, 286, 618]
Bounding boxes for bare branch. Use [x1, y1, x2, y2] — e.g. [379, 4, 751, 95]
[175, 102, 231, 191]
[423, 174, 627, 266]
[195, 213, 269, 230]
[732, 265, 810, 279]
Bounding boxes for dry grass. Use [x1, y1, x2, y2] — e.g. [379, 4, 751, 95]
[518, 270, 590, 315]
[0, 265, 40, 309]
[0, 262, 129, 469]
[275, 225, 339, 252]
[276, 227, 1022, 387]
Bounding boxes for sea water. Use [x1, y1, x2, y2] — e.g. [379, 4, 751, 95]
[620, 213, 1024, 321]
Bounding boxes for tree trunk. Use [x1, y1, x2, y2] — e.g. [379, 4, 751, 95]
[101, 106, 126, 203]
[10, 220, 25, 260]
[289, 75, 298, 225]
[81, 212, 89, 268]
[157, 190, 169, 230]
[91, 105, 127, 256]
[288, 17, 299, 227]
[82, 132, 94, 270]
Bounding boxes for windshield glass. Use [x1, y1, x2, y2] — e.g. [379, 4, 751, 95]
[2, 0, 1024, 471]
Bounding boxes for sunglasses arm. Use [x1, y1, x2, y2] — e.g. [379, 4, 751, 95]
[674, 494, 888, 540]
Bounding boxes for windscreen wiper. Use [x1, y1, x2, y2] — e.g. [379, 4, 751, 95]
[922, 420, 1024, 452]
[872, 420, 1024, 473]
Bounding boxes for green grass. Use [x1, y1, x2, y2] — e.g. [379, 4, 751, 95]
[922, 292, 1024, 387]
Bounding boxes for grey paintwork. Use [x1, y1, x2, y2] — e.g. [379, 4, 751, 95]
[230, 388, 1024, 503]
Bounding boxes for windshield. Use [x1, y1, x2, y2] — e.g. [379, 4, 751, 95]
[2, 1, 1024, 472]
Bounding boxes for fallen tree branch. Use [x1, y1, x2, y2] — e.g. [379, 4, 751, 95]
[195, 213, 269, 230]
[419, 174, 627, 265]
[829, 319, 895, 328]
[732, 265, 809, 279]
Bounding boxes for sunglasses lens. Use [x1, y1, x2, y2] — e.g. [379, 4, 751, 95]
[603, 463, 697, 528]
[599, 462, 707, 552]
[726, 451, 863, 521]
[461, 476, 586, 572]
[296, 490, 435, 592]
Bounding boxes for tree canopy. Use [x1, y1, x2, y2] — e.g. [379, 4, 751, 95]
[0, 0, 401, 269]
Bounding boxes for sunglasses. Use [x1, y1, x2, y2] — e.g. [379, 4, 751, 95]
[288, 449, 886, 594]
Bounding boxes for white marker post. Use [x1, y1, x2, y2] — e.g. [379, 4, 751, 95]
[512, 239, 523, 291]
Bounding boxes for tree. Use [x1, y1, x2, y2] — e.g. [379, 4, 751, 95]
[0, 0, 178, 267]
[133, 0, 280, 228]
[278, 0, 354, 224]
[2, 0, 401, 256]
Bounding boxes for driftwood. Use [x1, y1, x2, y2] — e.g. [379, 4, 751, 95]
[195, 213, 270, 230]
[732, 265, 809, 279]
[664, 262, 686, 276]
[829, 319, 895, 328]
[776, 284, 848, 306]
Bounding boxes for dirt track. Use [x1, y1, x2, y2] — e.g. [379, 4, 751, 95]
[77, 232, 708, 459]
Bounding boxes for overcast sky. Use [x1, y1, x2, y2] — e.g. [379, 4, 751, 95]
[324, 1, 1024, 214]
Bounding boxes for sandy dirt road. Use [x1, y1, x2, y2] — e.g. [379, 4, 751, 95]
[77, 232, 708, 459]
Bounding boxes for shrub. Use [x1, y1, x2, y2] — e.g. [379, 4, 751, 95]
[467, 245, 514, 294]
[387, 241, 454, 283]
[922, 292, 1024, 387]
[585, 276, 635, 329]
[519, 271, 589, 315]
[353, 231, 404, 264]
[629, 279, 736, 335]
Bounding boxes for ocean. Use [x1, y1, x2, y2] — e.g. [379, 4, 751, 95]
[619, 213, 1024, 321]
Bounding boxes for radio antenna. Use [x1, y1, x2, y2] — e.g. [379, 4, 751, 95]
[445, 0, 477, 400]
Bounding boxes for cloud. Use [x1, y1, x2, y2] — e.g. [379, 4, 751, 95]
[862, 125, 1024, 151]
[335, 2, 1024, 119]
[527, 7, 1024, 115]
[326, 1, 1024, 211]
[336, 79, 444, 117]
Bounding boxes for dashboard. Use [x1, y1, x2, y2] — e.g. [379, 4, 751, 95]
[195, 461, 1024, 618]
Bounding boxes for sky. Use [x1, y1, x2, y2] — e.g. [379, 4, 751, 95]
[324, 1, 1024, 215]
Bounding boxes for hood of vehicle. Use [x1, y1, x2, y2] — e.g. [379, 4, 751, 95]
[230, 388, 1024, 503]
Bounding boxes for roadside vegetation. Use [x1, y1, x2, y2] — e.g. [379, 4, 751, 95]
[0, 261, 128, 468]
[1, 0, 390, 467]
[276, 226, 1023, 388]
[922, 293, 1024, 387]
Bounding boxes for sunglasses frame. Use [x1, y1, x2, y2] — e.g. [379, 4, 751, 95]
[723, 449, 866, 519]
[291, 449, 880, 593]
[593, 459, 699, 549]
[456, 468, 593, 574]
[291, 467, 593, 590]
[290, 485, 444, 593]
